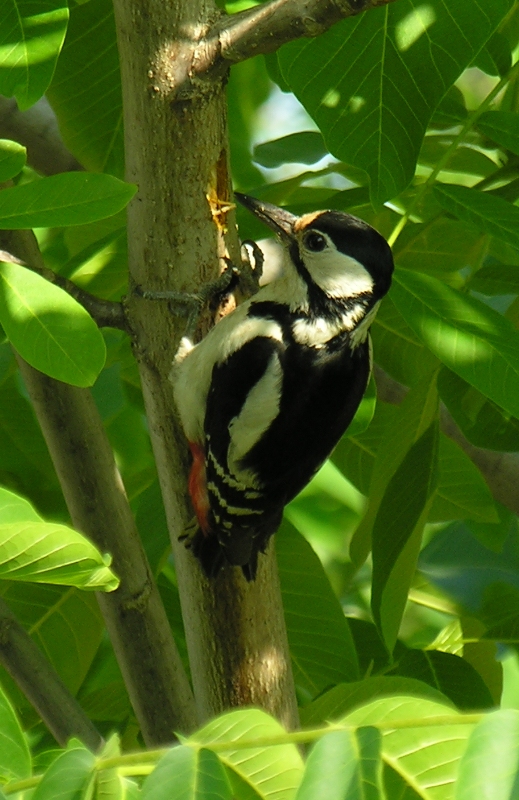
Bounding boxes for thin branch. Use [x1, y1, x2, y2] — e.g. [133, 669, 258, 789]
[2, 229, 198, 745]
[0, 597, 103, 752]
[0, 244, 129, 332]
[205, 0, 396, 71]
[374, 366, 519, 517]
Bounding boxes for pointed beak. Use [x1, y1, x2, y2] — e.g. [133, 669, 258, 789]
[234, 192, 297, 241]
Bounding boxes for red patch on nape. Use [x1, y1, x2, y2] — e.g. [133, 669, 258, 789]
[188, 442, 211, 535]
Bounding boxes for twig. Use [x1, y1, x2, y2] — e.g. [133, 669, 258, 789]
[0, 597, 103, 752]
[0, 243, 129, 332]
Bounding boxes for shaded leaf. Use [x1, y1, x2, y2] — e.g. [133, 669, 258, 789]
[371, 422, 439, 651]
[0, 173, 136, 229]
[478, 110, 519, 155]
[468, 261, 519, 295]
[0, 261, 106, 387]
[277, 520, 359, 697]
[434, 184, 519, 250]
[438, 367, 519, 451]
[0, 140, 26, 182]
[392, 269, 519, 420]
[253, 132, 327, 168]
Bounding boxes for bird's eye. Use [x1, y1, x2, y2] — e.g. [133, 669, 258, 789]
[304, 231, 327, 252]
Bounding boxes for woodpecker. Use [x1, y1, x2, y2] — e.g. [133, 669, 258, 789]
[173, 193, 394, 580]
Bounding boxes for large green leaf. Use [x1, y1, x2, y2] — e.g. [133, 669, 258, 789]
[392, 269, 519, 419]
[434, 184, 519, 250]
[190, 709, 304, 800]
[253, 133, 327, 168]
[0, 486, 41, 523]
[455, 710, 519, 799]
[343, 695, 474, 799]
[32, 742, 95, 800]
[141, 746, 233, 800]
[0, 173, 136, 229]
[371, 422, 439, 651]
[478, 110, 519, 156]
[0, 261, 106, 387]
[0, 520, 118, 590]
[47, 0, 124, 175]
[295, 730, 361, 800]
[300, 677, 449, 727]
[277, 0, 513, 203]
[0, 0, 69, 110]
[277, 521, 359, 698]
[0, 680, 30, 782]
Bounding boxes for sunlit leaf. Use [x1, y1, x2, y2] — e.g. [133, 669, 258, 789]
[0, 520, 119, 590]
[0, 261, 106, 387]
[141, 746, 232, 800]
[455, 710, 519, 799]
[434, 184, 519, 250]
[295, 730, 361, 800]
[0, 173, 136, 229]
[0, 680, 30, 782]
[0, 0, 69, 110]
[278, 0, 513, 203]
[32, 741, 95, 800]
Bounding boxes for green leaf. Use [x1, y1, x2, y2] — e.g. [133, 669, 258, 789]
[395, 217, 485, 275]
[392, 269, 519, 420]
[371, 422, 439, 651]
[253, 132, 327, 168]
[473, 32, 512, 77]
[455, 710, 519, 799]
[343, 695, 474, 799]
[278, 0, 513, 203]
[0, 173, 136, 229]
[1, 566, 104, 702]
[0, 261, 106, 387]
[190, 708, 304, 800]
[32, 741, 95, 800]
[468, 261, 519, 295]
[431, 435, 498, 524]
[300, 677, 450, 727]
[96, 734, 125, 800]
[350, 373, 439, 569]
[344, 373, 376, 438]
[434, 184, 519, 250]
[0, 486, 42, 523]
[0, 520, 118, 590]
[295, 730, 360, 800]
[438, 367, 519, 452]
[47, 0, 124, 175]
[277, 520, 359, 697]
[478, 111, 519, 155]
[141, 746, 232, 800]
[0, 0, 69, 110]
[0, 679, 31, 782]
[396, 650, 494, 710]
[0, 140, 26, 182]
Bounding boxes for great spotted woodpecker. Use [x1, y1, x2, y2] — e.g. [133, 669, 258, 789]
[173, 193, 394, 580]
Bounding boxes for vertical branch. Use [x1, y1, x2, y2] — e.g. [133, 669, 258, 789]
[113, 0, 299, 727]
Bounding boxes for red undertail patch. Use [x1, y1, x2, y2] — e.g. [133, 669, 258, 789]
[188, 441, 211, 535]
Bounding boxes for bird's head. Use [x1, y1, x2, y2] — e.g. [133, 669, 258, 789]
[235, 192, 394, 305]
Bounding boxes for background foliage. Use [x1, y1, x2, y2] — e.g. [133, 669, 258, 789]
[1, 0, 519, 797]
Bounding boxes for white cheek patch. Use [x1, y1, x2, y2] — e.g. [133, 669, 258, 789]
[227, 351, 283, 481]
[304, 249, 374, 298]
